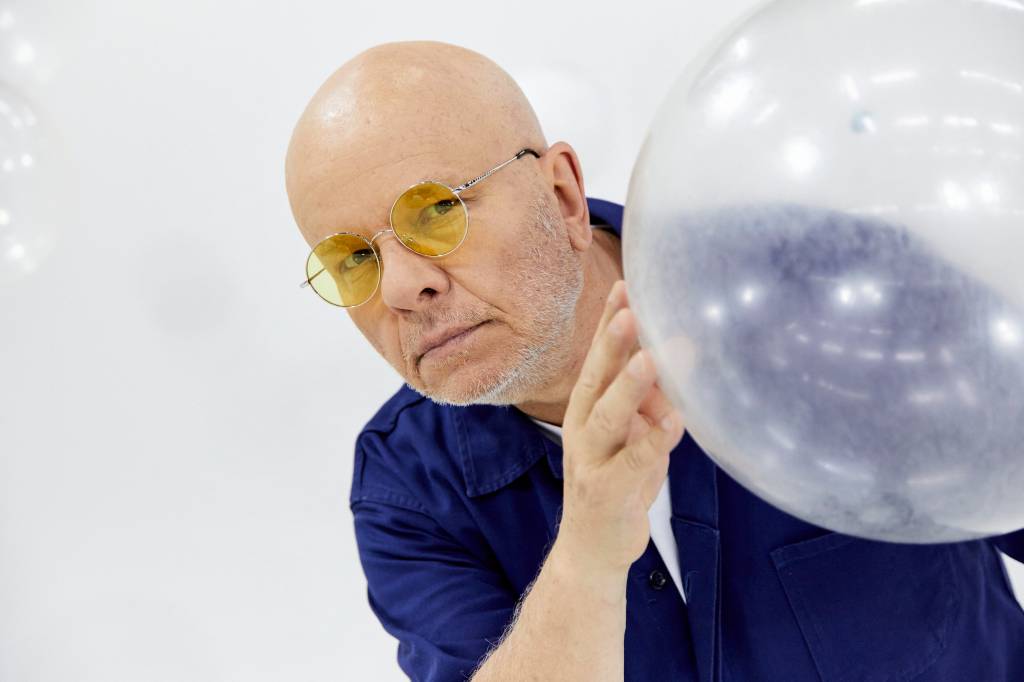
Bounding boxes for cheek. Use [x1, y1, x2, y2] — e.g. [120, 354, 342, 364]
[470, 219, 539, 290]
[351, 312, 394, 360]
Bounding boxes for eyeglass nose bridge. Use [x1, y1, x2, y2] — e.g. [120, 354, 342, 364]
[365, 227, 415, 262]
[367, 226, 393, 247]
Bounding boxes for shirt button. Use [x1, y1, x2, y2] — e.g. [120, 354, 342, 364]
[648, 569, 668, 590]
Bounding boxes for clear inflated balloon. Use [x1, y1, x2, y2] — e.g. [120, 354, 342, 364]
[624, 0, 1024, 543]
[0, 82, 60, 283]
[0, 1, 62, 94]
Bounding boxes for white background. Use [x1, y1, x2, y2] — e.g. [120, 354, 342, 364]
[1, 1, 1021, 680]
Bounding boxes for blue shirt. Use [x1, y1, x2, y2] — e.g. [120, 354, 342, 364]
[350, 198, 1024, 682]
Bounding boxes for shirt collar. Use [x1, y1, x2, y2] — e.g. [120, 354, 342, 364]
[450, 403, 563, 497]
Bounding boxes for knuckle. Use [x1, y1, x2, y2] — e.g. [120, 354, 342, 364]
[573, 374, 602, 400]
[572, 477, 594, 504]
[565, 468, 598, 505]
[622, 443, 650, 474]
[621, 370, 648, 399]
[589, 406, 618, 436]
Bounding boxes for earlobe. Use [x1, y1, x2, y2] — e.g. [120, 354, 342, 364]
[542, 141, 592, 252]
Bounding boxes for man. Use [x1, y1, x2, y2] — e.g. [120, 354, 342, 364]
[285, 41, 1024, 681]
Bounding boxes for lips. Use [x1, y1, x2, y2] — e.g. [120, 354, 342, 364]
[416, 321, 488, 363]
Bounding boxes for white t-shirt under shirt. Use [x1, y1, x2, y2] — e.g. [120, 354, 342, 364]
[528, 417, 686, 603]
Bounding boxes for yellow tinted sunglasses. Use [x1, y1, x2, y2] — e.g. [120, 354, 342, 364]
[301, 148, 541, 307]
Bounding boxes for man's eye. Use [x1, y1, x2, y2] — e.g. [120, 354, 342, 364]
[433, 199, 456, 215]
[341, 248, 374, 272]
[417, 199, 457, 225]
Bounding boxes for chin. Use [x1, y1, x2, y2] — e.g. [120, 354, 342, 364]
[416, 354, 530, 407]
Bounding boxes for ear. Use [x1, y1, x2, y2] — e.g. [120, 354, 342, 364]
[537, 141, 591, 252]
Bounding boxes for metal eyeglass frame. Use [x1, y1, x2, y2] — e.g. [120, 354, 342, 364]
[300, 147, 541, 307]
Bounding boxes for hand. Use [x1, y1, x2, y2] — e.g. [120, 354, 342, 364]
[556, 280, 686, 576]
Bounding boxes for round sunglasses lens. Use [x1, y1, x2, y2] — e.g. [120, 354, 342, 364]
[306, 234, 380, 307]
[390, 182, 467, 256]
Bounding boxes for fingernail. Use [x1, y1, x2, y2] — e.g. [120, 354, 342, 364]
[628, 352, 646, 377]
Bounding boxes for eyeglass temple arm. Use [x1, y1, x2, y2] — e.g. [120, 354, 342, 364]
[300, 269, 323, 288]
[452, 148, 540, 194]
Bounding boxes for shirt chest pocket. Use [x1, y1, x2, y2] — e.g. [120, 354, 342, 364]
[770, 533, 961, 682]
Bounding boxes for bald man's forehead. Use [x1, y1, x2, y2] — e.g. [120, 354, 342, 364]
[295, 54, 507, 152]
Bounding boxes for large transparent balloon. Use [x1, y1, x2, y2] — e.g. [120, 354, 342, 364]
[624, 0, 1024, 543]
[0, 0, 66, 285]
[0, 1, 63, 94]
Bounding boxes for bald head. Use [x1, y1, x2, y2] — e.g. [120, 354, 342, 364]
[286, 41, 548, 236]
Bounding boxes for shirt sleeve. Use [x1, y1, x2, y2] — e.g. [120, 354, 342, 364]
[350, 440, 517, 682]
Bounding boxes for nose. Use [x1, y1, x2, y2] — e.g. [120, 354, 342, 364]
[374, 232, 451, 312]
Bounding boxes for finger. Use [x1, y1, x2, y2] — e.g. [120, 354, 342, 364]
[626, 411, 654, 446]
[566, 291, 637, 424]
[594, 280, 627, 340]
[637, 382, 678, 433]
[625, 382, 674, 445]
[584, 348, 658, 457]
[565, 280, 626, 423]
[614, 407, 685, 483]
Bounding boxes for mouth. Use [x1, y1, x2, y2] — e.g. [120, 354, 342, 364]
[417, 321, 491, 367]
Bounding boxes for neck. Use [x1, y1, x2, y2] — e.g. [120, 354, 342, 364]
[514, 228, 624, 426]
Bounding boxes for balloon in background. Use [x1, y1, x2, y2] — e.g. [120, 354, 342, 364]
[0, 1, 62, 95]
[0, 1, 68, 285]
[0, 82, 60, 283]
[624, 0, 1024, 543]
